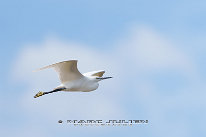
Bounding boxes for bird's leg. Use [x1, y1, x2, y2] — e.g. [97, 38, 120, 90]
[34, 87, 66, 98]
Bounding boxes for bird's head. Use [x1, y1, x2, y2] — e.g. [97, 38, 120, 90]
[84, 70, 112, 82]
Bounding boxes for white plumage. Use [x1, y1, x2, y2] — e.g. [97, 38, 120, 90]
[34, 60, 112, 98]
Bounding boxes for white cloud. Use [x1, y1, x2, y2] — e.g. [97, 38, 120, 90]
[12, 37, 124, 120]
[119, 26, 204, 137]
[118, 26, 198, 76]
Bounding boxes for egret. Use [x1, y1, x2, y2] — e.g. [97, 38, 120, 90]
[34, 60, 112, 98]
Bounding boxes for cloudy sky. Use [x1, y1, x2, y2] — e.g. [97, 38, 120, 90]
[1, 0, 206, 137]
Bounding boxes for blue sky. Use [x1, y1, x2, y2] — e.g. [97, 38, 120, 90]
[0, 0, 206, 137]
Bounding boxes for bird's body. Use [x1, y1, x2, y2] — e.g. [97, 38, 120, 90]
[34, 60, 112, 98]
[57, 73, 100, 92]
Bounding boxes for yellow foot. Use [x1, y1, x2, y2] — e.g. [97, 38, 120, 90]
[34, 91, 45, 98]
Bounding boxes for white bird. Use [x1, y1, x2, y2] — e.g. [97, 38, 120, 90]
[34, 60, 112, 98]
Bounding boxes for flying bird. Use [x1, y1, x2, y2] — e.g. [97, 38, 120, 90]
[34, 60, 112, 98]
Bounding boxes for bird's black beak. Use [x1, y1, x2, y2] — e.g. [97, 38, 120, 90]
[96, 77, 113, 80]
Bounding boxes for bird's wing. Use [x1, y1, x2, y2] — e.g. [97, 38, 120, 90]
[83, 70, 105, 77]
[36, 60, 84, 83]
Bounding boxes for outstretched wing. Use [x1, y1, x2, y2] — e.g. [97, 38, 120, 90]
[36, 60, 84, 83]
